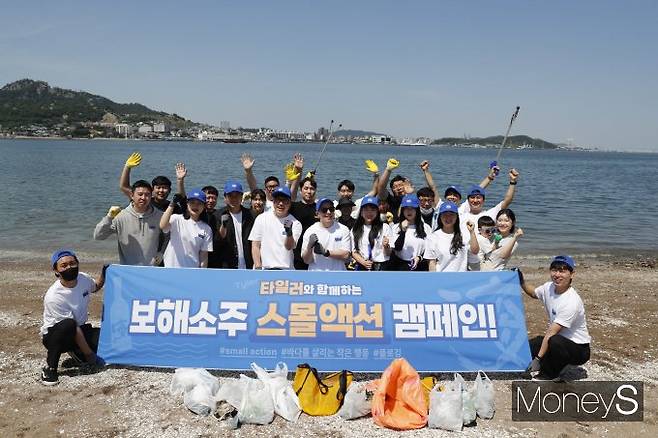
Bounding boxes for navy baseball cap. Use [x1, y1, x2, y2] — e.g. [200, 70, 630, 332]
[315, 197, 334, 211]
[272, 186, 292, 199]
[187, 188, 207, 203]
[360, 195, 379, 208]
[444, 185, 463, 198]
[468, 185, 486, 198]
[439, 201, 459, 215]
[551, 255, 576, 270]
[223, 180, 243, 195]
[51, 249, 76, 266]
[401, 194, 419, 209]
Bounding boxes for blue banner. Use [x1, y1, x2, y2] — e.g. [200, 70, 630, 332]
[98, 265, 531, 372]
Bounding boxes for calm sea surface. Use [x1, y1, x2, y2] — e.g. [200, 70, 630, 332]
[1, 139, 656, 260]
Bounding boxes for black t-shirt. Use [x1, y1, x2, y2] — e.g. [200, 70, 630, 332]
[290, 201, 318, 270]
[338, 215, 356, 230]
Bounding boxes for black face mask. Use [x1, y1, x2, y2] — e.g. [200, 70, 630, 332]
[57, 267, 79, 282]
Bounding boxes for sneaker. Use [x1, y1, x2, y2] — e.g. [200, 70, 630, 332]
[41, 366, 59, 386]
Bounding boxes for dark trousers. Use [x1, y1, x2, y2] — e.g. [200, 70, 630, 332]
[42, 319, 99, 369]
[529, 335, 590, 378]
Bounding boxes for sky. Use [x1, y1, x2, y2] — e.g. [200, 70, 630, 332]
[1, 1, 657, 151]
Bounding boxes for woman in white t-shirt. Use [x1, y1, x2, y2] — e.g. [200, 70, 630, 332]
[160, 189, 213, 268]
[351, 196, 393, 271]
[481, 208, 524, 271]
[390, 194, 432, 271]
[424, 201, 479, 272]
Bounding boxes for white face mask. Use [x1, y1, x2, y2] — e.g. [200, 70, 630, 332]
[420, 207, 434, 216]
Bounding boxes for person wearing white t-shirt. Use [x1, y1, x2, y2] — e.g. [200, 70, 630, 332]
[301, 198, 352, 271]
[518, 255, 591, 380]
[424, 201, 479, 272]
[390, 194, 432, 271]
[249, 186, 303, 269]
[40, 249, 107, 386]
[351, 196, 393, 271]
[160, 189, 213, 268]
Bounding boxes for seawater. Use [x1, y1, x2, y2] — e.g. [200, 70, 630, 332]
[1, 139, 656, 260]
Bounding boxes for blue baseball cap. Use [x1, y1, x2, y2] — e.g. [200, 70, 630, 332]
[401, 194, 419, 209]
[551, 255, 576, 270]
[51, 249, 76, 266]
[272, 186, 292, 199]
[468, 185, 485, 198]
[439, 201, 459, 215]
[186, 188, 207, 203]
[360, 195, 379, 208]
[223, 180, 243, 195]
[444, 185, 463, 198]
[315, 197, 334, 211]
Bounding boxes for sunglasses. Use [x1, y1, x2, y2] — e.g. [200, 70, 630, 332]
[480, 227, 497, 234]
[319, 206, 335, 213]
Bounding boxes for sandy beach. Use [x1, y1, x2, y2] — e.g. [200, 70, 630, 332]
[1, 252, 656, 437]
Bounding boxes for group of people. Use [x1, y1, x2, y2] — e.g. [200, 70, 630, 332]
[40, 151, 590, 385]
[92, 152, 524, 273]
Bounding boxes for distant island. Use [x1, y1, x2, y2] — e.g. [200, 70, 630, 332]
[0, 78, 564, 149]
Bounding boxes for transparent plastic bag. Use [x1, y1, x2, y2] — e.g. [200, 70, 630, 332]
[428, 381, 463, 432]
[183, 383, 216, 416]
[251, 362, 301, 422]
[215, 377, 247, 409]
[474, 370, 495, 419]
[170, 368, 220, 397]
[238, 375, 275, 425]
[454, 373, 477, 425]
[337, 381, 373, 420]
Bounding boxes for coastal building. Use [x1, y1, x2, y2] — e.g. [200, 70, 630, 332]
[138, 124, 153, 135]
[153, 122, 168, 133]
[115, 123, 134, 136]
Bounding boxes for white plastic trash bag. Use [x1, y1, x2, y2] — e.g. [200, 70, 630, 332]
[215, 376, 247, 409]
[454, 373, 477, 425]
[474, 370, 495, 419]
[251, 362, 301, 422]
[238, 375, 275, 425]
[337, 381, 372, 420]
[170, 368, 220, 397]
[428, 381, 463, 432]
[183, 383, 216, 416]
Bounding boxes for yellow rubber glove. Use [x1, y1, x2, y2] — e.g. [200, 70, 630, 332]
[386, 158, 400, 170]
[108, 206, 122, 218]
[242, 192, 252, 202]
[125, 152, 141, 168]
[386, 212, 394, 223]
[364, 159, 379, 173]
[284, 163, 300, 181]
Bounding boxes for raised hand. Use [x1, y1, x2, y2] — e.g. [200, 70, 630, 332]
[386, 158, 400, 170]
[509, 168, 520, 183]
[403, 178, 414, 194]
[283, 220, 293, 236]
[175, 162, 187, 180]
[241, 153, 254, 171]
[514, 227, 524, 238]
[293, 153, 304, 170]
[285, 163, 300, 182]
[365, 159, 379, 173]
[466, 221, 475, 232]
[419, 160, 430, 172]
[125, 152, 141, 168]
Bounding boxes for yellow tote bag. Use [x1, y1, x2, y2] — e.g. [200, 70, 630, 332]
[292, 363, 353, 416]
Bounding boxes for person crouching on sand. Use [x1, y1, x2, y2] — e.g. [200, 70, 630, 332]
[516, 255, 591, 380]
[41, 250, 107, 385]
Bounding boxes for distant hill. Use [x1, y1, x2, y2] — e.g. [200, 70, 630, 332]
[0, 79, 193, 128]
[334, 129, 385, 137]
[432, 135, 557, 149]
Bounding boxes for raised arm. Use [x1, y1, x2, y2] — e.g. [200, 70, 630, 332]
[175, 162, 187, 195]
[497, 227, 524, 260]
[419, 160, 440, 206]
[377, 158, 399, 198]
[119, 152, 141, 199]
[160, 203, 175, 231]
[241, 153, 258, 191]
[514, 268, 537, 298]
[93, 207, 121, 240]
[364, 160, 380, 196]
[466, 221, 480, 255]
[478, 164, 499, 189]
[500, 168, 520, 209]
[288, 153, 304, 201]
